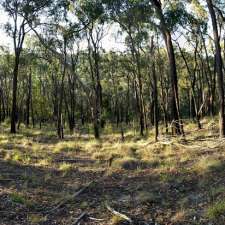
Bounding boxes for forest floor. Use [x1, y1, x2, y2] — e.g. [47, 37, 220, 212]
[0, 120, 225, 225]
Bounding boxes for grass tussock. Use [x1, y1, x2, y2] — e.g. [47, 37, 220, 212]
[9, 192, 35, 208]
[59, 162, 73, 171]
[206, 200, 225, 220]
[112, 157, 143, 170]
[28, 214, 47, 224]
[53, 141, 82, 153]
[193, 156, 224, 173]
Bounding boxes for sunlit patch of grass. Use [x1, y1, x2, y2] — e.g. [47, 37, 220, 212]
[28, 214, 47, 224]
[92, 151, 107, 161]
[53, 141, 81, 153]
[84, 139, 103, 153]
[110, 215, 127, 225]
[11, 150, 25, 162]
[37, 158, 52, 167]
[0, 134, 8, 142]
[185, 121, 198, 130]
[206, 199, 225, 220]
[193, 156, 224, 173]
[179, 151, 192, 163]
[159, 157, 178, 171]
[4, 150, 27, 163]
[59, 162, 73, 171]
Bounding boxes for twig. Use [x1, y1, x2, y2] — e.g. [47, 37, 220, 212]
[71, 212, 87, 225]
[106, 203, 132, 223]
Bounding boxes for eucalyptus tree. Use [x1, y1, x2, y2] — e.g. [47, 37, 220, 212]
[206, 0, 225, 137]
[104, 0, 152, 136]
[0, 47, 13, 122]
[78, 0, 107, 138]
[1, 0, 51, 133]
[103, 0, 186, 135]
[85, 22, 105, 138]
[147, 0, 187, 135]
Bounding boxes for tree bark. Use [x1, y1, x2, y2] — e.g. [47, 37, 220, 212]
[207, 0, 225, 137]
[11, 52, 20, 133]
[26, 68, 32, 127]
[151, 0, 184, 135]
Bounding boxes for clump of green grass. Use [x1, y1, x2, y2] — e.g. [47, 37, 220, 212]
[193, 156, 224, 173]
[9, 193, 26, 204]
[206, 200, 225, 219]
[28, 214, 47, 224]
[4, 150, 31, 164]
[11, 150, 24, 162]
[9, 192, 36, 209]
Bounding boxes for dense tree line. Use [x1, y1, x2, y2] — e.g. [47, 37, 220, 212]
[0, 0, 225, 140]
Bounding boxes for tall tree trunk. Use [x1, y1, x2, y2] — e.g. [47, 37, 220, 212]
[151, 1, 184, 135]
[207, 0, 225, 137]
[57, 39, 67, 139]
[11, 53, 20, 133]
[164, 31, 184, 135]
[26, 68, 32, 127]
[152, 60, 159, 141]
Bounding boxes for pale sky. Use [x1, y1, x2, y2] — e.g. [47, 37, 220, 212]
[0, 9, 126, 52]
[0, 3, 215, 54]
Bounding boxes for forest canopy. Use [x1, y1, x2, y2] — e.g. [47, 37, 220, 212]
[0, 0, 225, 140]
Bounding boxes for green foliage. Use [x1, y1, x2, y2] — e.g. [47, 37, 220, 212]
[9, 193, 26, 205]
[206, 200, 225, 220]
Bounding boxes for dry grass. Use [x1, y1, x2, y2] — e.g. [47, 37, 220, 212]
[1, 118, 225, 224]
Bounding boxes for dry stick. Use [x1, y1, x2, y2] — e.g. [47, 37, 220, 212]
[88, 216, 105, 221]
[45, 181, 93, 214]
[106, 203, 133, 223]
[71, 212, 87, 225]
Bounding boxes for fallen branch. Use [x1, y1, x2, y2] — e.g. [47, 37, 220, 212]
[106, 203, 132, 223]
[72, 212, 87, 225]
[88, 216, 105, 221]
[45, 181, 93, 214]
